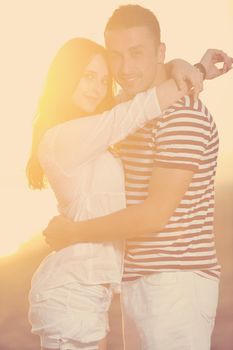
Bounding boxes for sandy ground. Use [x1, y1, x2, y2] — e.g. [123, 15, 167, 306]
[0, 184, 232, 350]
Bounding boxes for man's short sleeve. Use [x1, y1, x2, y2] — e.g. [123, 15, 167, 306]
[153, 102, 211, 172]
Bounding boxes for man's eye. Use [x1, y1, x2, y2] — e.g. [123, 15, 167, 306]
[131, 51, 142, 58]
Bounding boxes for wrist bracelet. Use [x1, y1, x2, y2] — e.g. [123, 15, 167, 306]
[194, 63, 206, 80]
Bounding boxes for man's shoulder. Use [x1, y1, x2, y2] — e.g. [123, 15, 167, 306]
[162, 95, 212, 121]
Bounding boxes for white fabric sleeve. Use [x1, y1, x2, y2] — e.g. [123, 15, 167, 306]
[39, 87, 161, 173]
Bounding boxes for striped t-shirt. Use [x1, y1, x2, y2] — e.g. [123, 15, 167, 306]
[119, 95, 220, 281]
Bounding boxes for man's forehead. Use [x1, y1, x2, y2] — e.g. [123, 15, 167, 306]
[107, 44, 145, 54]
[105, 26, 154, 49]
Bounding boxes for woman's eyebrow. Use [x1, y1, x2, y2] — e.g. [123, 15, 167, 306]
[83, 69, 96, 74]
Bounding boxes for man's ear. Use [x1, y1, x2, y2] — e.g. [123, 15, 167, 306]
[157, 43, 166, 64]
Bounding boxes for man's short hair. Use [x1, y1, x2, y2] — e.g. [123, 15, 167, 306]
[104, 4, 161, 45]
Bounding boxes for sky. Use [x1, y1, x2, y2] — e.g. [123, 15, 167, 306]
[1, 0, 233, 256]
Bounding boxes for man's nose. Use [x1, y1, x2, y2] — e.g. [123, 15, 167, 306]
[119, 57, 133, 76]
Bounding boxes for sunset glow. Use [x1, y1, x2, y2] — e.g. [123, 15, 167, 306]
[1, 0, 233, 255]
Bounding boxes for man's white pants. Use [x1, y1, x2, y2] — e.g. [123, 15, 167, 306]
[121, 271, 219, 350]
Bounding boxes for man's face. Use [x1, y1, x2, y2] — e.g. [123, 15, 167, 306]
[105, 26, 164, 97]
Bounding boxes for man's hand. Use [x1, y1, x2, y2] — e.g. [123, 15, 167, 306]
[168, 58, 203, 101]
[200, 49, 233, 79]
[43, 215, 76, 251]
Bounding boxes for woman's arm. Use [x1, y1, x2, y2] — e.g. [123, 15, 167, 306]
[166, 49, 233, 98]
[45, 79, 189, 174]
[51, 49, 233, 172]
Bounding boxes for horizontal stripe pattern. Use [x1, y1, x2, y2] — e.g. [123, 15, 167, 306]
[120, 96, 220, 281]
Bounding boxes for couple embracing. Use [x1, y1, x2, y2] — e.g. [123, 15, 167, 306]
[27, 4, 232, 350]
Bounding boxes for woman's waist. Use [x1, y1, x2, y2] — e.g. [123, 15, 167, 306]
[31, 242, 124, 289]
[62, 240, 123, 255]
[35, 241, 124, 269]
[59, 192, 126, 220]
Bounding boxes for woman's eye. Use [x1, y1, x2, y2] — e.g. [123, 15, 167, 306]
[83, 72, 94, 80]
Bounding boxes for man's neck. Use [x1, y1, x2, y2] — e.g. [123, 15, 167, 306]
[153, 63, 168, 86]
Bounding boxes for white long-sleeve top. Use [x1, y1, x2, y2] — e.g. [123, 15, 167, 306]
[31, 88, 161, 291]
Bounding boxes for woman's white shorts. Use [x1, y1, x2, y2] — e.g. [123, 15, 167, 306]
[28, 282, 112, 349]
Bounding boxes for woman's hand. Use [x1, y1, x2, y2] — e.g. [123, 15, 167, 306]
[168, 58, 203, 101]
[168, 49, 232, 100]
[199, 49, 233, 79]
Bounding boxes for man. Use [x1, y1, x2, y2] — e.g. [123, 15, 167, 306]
[44, 5, 232, 350]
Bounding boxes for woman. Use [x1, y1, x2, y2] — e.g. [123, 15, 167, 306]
[26, 37, 197, 350]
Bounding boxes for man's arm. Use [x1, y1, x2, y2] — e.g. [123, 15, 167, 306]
[44, 50, 232, 250]
[44, 98, 209, 249]
[44, 166, 194, 248]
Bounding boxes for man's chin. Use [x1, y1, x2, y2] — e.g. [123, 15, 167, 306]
[122, 85, 145, 98]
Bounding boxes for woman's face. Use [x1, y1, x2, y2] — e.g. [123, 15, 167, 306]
[73, 54, 110, 114]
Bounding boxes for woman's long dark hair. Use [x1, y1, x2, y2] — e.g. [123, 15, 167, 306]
[26, 38, 114, 189]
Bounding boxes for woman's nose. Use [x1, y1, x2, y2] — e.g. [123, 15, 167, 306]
[91, 79, 105, 97]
